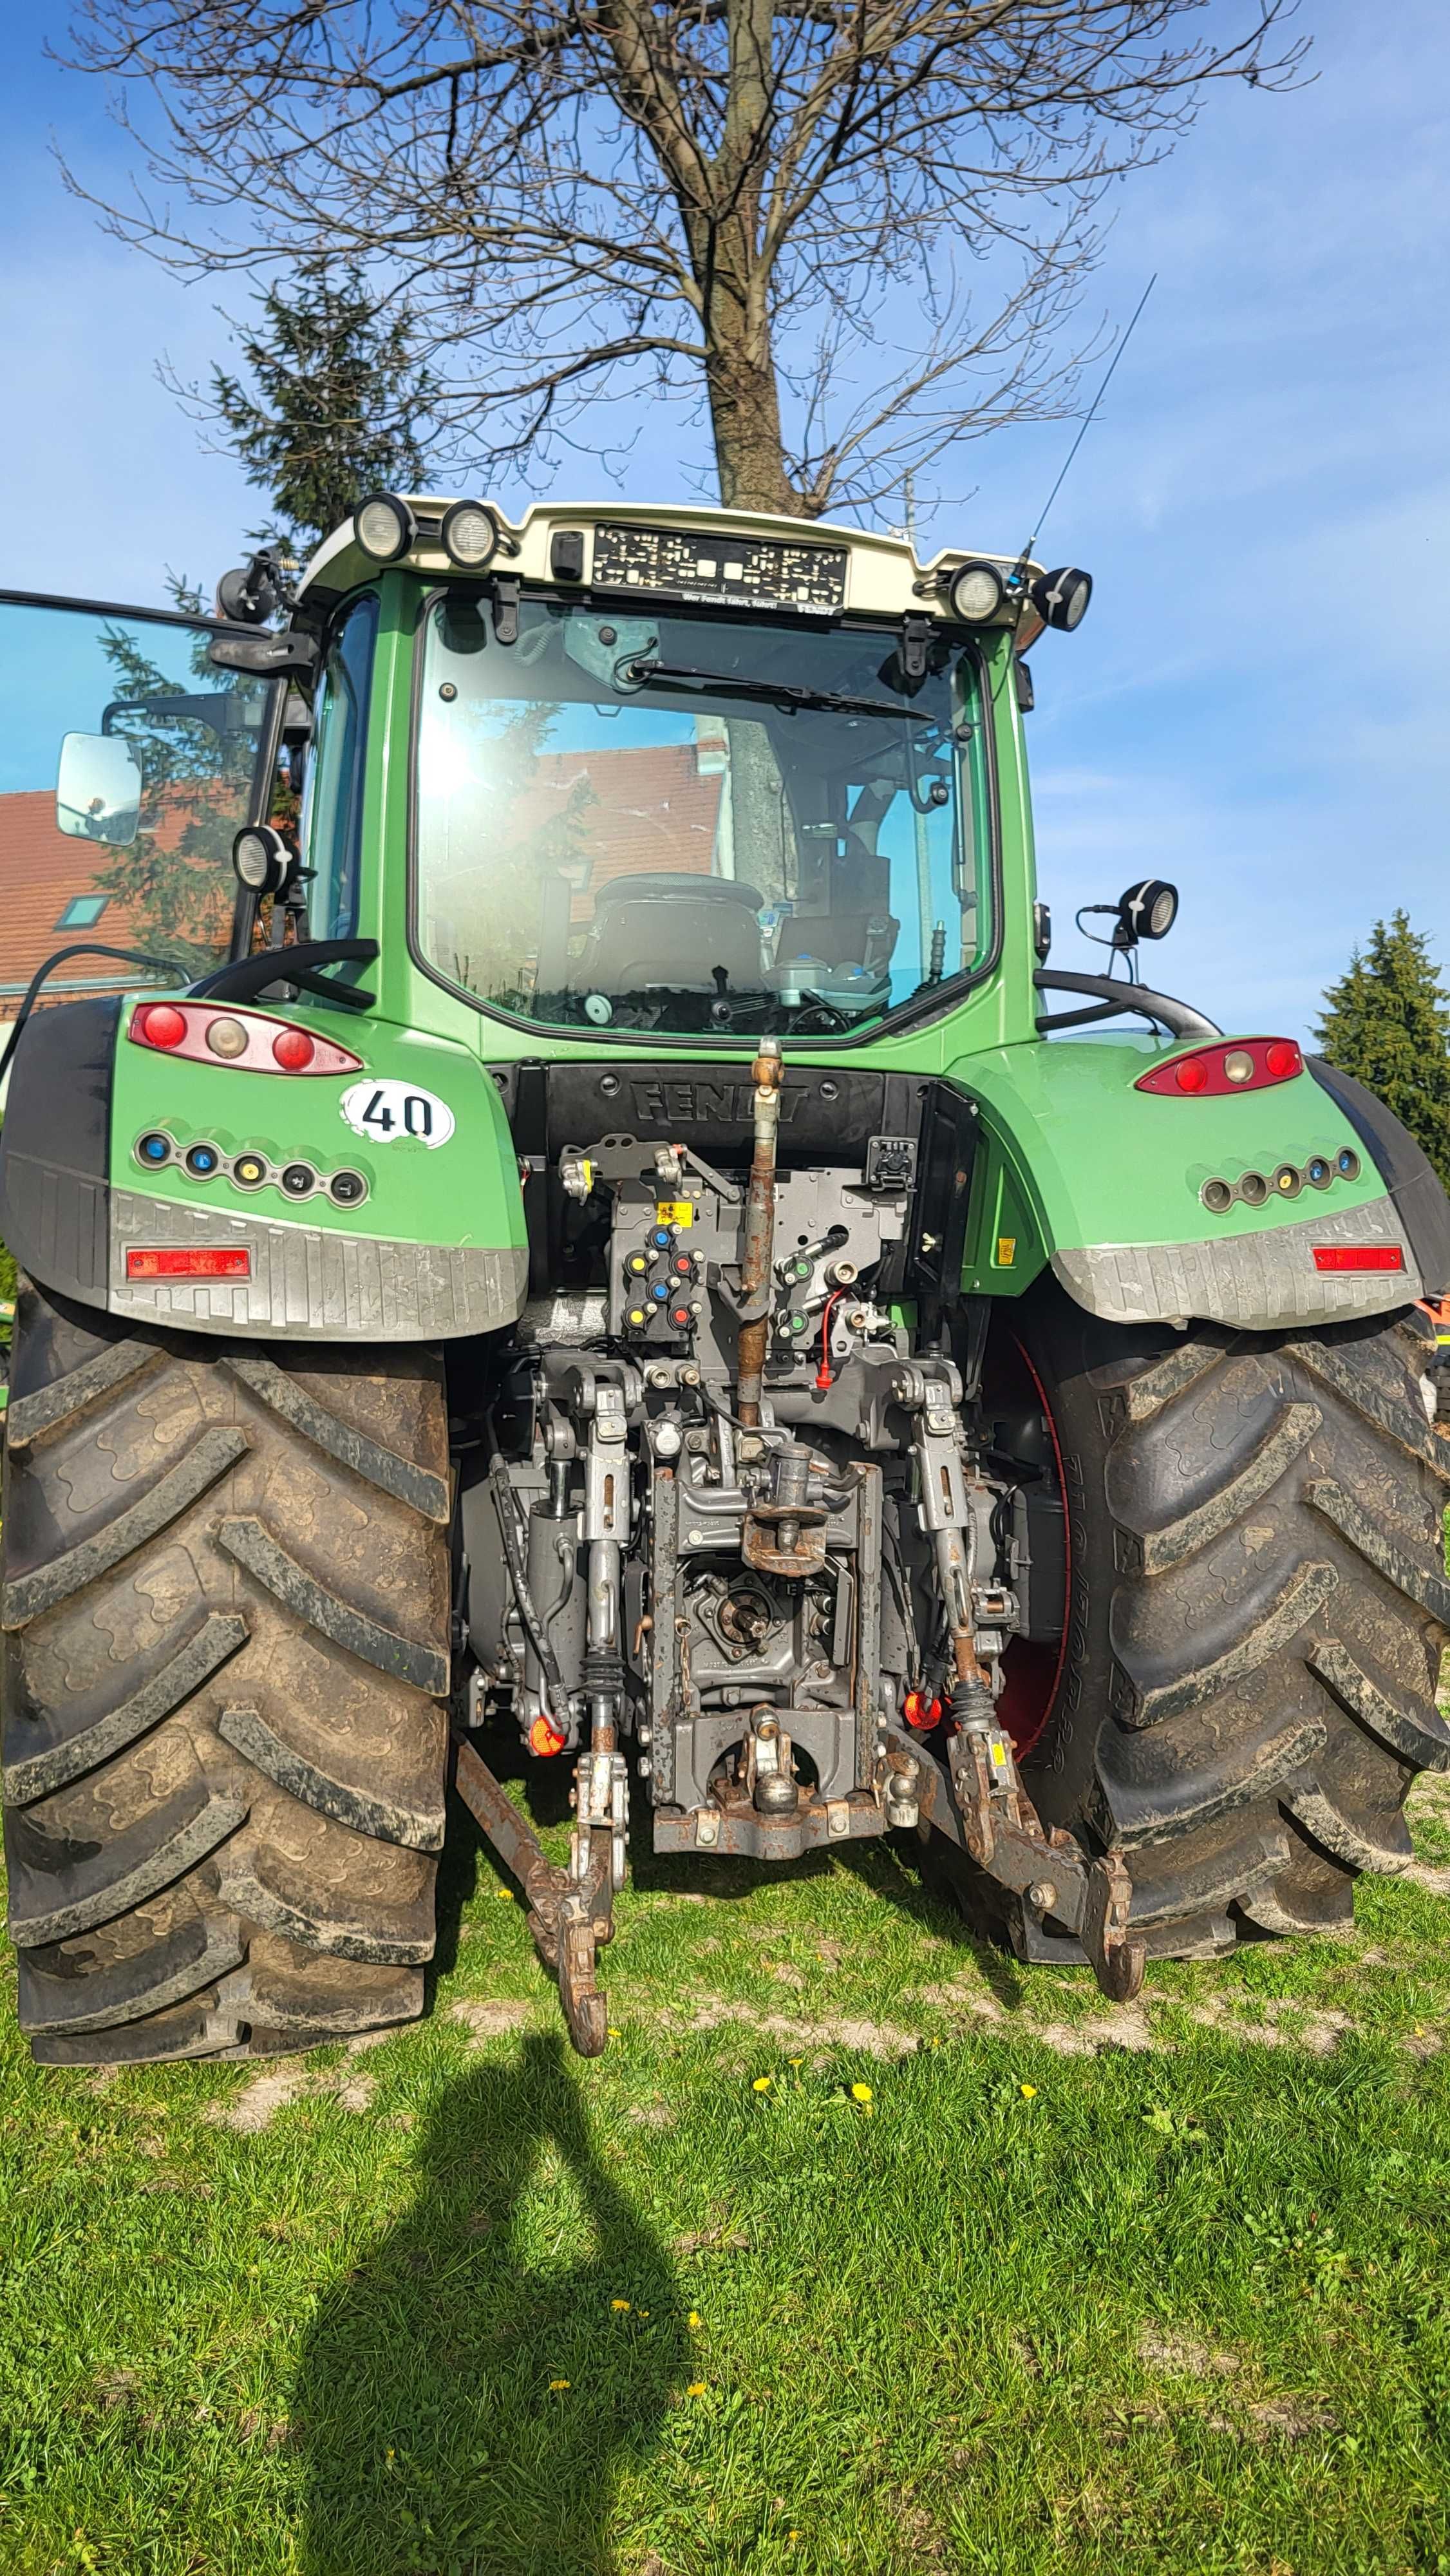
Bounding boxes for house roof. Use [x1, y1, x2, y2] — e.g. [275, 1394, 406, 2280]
[0, 791, 149, 1006]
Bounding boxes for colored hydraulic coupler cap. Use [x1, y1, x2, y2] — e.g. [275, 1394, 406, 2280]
[528, 1714, 568, 1757]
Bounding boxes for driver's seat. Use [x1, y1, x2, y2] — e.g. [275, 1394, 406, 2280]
[569, 872, 765, 993]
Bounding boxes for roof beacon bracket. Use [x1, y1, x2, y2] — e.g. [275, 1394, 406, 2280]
[491, 576, 521, 645]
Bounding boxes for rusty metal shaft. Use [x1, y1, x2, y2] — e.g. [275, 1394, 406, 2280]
[735, 1038, 783, 1427]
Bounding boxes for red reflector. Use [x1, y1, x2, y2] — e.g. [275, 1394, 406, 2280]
[1312, 1245, 1404, 1274]
[1174, 1057, 1208, 1094]
[136, 1003, 187, 1050]
[272, 1027, 315, 1071]
[126, 1248, 251, 1280]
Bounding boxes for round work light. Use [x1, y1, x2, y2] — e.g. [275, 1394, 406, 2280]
[440, 500, 501, 571]
[946, 560, 1005, 624]
[1030, 566, 1093, 632]
[232, 824, 291, 897]
[353, 492, 416, 563]
[1115, 878, 1179, 946]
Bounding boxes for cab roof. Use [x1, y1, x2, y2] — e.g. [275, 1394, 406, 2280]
[296, 495, 1040, 630]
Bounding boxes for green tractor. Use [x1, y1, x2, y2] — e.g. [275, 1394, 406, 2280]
[1, 498, 1447, 2065]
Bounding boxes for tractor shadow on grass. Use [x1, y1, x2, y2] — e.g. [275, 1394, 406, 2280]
[293, 2031, 686, 2576]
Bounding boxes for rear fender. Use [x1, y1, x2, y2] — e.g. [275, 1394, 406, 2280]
[953, 1037, 1444, 1329]
[0, 994, 529, 1341]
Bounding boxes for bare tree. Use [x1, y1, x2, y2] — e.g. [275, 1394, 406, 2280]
[62, 0, 1306, 522]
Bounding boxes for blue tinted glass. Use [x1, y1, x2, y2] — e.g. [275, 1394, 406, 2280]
[304, 593, 378, 940]
[414, 594, 989, 1039]
[0, 596, 268, 993]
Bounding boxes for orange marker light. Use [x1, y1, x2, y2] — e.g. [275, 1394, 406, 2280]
[903, 1690, 943, 1730]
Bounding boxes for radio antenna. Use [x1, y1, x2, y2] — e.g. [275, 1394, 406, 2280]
[1008, 274, 1156, 589]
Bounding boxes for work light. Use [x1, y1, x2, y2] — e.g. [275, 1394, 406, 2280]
[946, 560, 1004, 624]
[440, 500, 501, 571]
[1030, 565, 1093, 632]
[354, 492, 417, 563]
[232, 824, 291, 896]
[1116, 878, 1178, 944]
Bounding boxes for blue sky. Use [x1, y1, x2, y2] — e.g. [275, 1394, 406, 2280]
[2, 0, 1444, 1042]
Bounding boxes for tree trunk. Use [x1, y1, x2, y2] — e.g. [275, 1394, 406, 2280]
[705, 346, 803, 518]
[699, 0, 805, 520]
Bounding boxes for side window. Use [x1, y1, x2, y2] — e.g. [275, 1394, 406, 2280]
[304, 592, 378, 940]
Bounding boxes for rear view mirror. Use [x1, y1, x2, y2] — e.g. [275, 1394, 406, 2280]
[56, 732, 142, 846]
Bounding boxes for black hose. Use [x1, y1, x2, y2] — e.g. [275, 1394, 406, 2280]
[488, 1457, 566, 1705]
[0, 944, 189, 1088]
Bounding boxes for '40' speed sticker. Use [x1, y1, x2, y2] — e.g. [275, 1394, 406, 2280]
[339, 1078, 455, 1148]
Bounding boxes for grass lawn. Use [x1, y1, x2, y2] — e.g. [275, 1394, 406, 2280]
[5, 1535, 1450, 2576]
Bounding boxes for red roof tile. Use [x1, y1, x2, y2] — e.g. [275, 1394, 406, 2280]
[0, 790, 151, 1002]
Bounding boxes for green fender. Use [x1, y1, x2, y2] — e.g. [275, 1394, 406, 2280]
[950, 1035, 1436, 1331]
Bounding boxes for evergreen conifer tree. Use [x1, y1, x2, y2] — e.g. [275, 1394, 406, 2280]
[1315, 911, 1450, 1188]
[207, 260, 437, 555]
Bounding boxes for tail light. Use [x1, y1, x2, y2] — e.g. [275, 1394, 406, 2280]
[128, 1001, 361, 1076]
[1135, 1038, 1303, 1097]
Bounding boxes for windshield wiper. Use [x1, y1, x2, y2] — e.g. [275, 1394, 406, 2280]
[620, 657, 934, 724]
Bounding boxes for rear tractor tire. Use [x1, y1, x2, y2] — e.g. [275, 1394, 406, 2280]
[1, 1280, 451, 2063]
[990, 1289, 1450, 1961]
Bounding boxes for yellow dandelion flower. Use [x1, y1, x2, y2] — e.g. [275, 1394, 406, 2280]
[850, 2081, 872, 2104]
[688, 2311, 703, 2329]
[607, 2027, 621, 2038]
[611, 2298, 631, 2313]
[687, 2382, 708, 2398]
[788, 2055, 804, 2067]
[752, 2075, 773, 2093]
[1019, 2082, 1037, 2099]
[639, 2309, 650, 2319]
[494, 1886, 514, 1901]
[548, 2379, 570, 2392]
